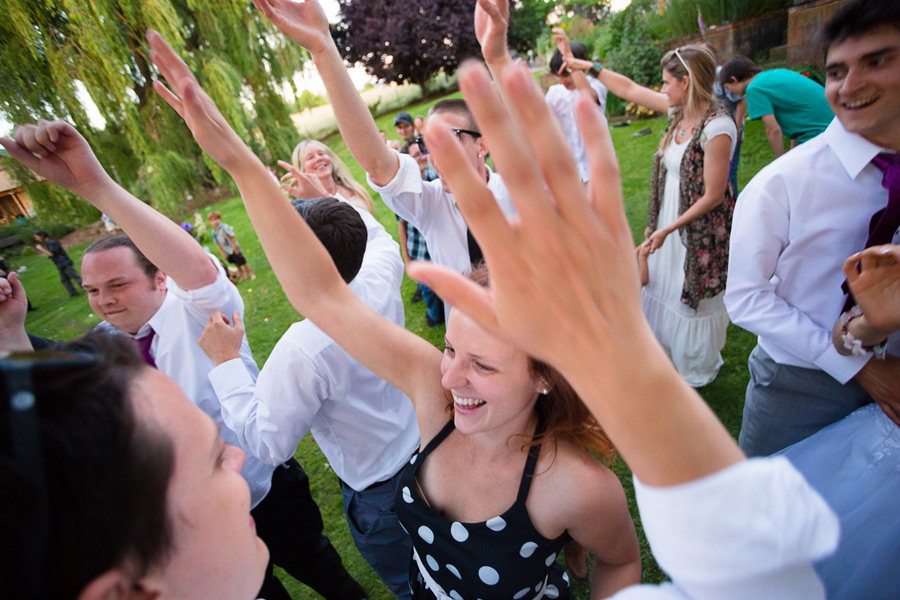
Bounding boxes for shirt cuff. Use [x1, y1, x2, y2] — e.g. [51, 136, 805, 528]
[209, 357, 255, 399]
[814, 342, 870, 384]
[366, 151, 424, 197]
[634, 457, 838, 597]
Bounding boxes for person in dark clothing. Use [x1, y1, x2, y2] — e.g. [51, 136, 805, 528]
[33, 230, 82, 296]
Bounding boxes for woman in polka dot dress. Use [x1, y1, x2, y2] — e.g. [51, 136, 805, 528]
[393, 266, 641, 600]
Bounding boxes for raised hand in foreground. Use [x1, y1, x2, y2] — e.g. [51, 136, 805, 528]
[408, 60, 743, 487]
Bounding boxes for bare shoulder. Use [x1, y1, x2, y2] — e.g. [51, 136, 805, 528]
[528, 438, 626, 535]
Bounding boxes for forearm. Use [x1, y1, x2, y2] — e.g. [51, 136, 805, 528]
[662, 192, 724, 233]
[397, 222, 412, 265]
[0, 326, 33, 352]
[229, 149, 346, 313]
[560, 324, 743, 487]
[765, 126, 785, 157]
[595, 68, 668, 114]
[834, 313, 893, 354]
[589, 557, 641, 600]
[311, 45, 398, 185]
[82, 179, 216, 289]
[571, 71, 600, 103]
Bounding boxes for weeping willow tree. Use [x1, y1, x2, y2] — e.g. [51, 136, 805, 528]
[0, 0, 305, 223]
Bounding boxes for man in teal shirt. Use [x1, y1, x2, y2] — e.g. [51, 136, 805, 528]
[721, 56, 834, 157]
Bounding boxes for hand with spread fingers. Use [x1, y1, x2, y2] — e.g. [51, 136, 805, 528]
[147, 30, 252, 173]
[408, 60, 743, 487]
[277, 159, 329, 199]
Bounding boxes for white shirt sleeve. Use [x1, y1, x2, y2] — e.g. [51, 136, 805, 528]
[701, 115, 737, 155]
[607, 458, 839, 600]
[724, 179, 870, 382]
[367, 150, 437, 231]
[209, 336, 326, 467]
[167, 253, 244, 324]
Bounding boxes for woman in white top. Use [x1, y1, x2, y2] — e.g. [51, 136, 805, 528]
[279, 139, 376, 216]
[581, 45, 737, 387]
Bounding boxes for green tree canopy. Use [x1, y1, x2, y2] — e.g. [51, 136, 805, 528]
[0, 0, 305, 224]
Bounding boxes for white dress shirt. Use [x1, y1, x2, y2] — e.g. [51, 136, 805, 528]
[725, 118, 898, 383]
[545, 77, 609, 182]
[368, 151, 517, 277]
[97, 256, 275, 507]
[608, 457, 839, 599]
[209, 213, 420, 491]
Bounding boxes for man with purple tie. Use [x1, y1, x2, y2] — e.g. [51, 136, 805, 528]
[0, 121, 367, 600]
[725, 0, 900, 457]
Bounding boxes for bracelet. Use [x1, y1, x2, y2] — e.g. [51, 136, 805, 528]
[839, 306, 888, 359]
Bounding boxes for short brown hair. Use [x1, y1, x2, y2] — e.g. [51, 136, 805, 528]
[208, 211, 222, 220]
[84, 234, 159, 279]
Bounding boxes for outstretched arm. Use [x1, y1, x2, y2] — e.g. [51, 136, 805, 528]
[251, 0, 398, 185]
[409, 61, 743, 487]
[147, 31, 445, 419]
[0, 123, 215, 290]
[592, 68, 668, 114]
[475, 0, 513, 80]
[551, 28, 600, 104]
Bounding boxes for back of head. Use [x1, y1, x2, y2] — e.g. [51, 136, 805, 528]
[84, 234, 159, 278]
[719, 55, 760, 86]
[291, 197, 367, 283]
[1, 332, 174, 599]
[549, 42, 589, 74]
[427, 99, 478, 132]
[821, 0, 900, 57]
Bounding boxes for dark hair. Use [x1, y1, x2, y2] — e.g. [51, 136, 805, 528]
[291, 197, 367, 283]
[428, 99, 478, 132]
[821, 0, 900, 56]
[549, 42, 588, 75]
[84, 234, 160, 278]
[456, 266, 616, 462]
[1, 332, 174, 599]
[33, 231, 48, 240]
[719, 55, 760, 87]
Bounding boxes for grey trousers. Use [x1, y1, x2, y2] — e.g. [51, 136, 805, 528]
[738, 345, 871, 457]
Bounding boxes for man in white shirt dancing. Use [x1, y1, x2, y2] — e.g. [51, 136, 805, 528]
[725, 0, 900, 456]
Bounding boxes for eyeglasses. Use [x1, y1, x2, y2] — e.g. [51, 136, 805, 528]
[2, 350, 97, 599]
[413, 128, 482, 155]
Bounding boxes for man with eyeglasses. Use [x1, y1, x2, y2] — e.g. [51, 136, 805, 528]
[251, 0, 517, 326]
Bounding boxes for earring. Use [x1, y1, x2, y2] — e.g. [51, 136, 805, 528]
[541, 388, 550, 395]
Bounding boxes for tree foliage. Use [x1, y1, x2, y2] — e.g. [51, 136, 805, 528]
[507, 0, 555, 56]
[0, 0, 304, 225]
[333, 0, 482, 90]
[596, 0, 664, 89]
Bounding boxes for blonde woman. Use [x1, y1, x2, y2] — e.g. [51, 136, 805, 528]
[278, 139, 376, 216]
[577, 45, 737, 387]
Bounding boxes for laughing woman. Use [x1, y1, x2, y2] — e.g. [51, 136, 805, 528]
[278, 139, 376, 216]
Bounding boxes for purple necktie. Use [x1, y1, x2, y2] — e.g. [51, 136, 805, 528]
[135, 328, 157, 369]
[842, 152, 900, 310]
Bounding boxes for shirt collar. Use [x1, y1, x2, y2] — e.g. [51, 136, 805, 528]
[824, 118, 889, 180]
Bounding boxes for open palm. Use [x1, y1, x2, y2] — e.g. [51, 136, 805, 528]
[252, 0, 331, 54]
[147, 31, 247, 172]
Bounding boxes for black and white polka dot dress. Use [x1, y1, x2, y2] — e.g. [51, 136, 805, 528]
[396, 418, 573, 600]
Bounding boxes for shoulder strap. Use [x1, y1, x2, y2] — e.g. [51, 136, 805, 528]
[516, 415, 546, 502]
[418, 419, 455, 460]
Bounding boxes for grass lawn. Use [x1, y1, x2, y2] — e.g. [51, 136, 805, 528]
[17, 108, 779, 598]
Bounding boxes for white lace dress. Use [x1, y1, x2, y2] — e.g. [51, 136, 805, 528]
[640, 116, 736, 387]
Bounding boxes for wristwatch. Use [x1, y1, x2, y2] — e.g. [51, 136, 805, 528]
[589, 62, 604, 77]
